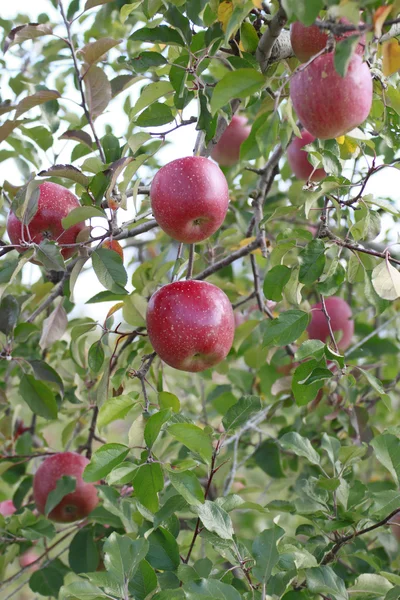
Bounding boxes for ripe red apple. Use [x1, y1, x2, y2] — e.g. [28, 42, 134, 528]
[7, 182, 85, 260]
[307, 296, 354, 351]
[287, 131, 326, 181]
[146, 280, 235, 372]
[291, 20, 366, 63]
[33, 452, 98, 523]
[0, 500, 16, 516]
[211, 115, 251, 167]
[102, 239, 123, 260]
[290, 53, 372, 139]
[150, 157, 229, 243]
[390, 512, 400, 541]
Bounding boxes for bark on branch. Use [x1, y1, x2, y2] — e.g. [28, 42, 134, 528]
[256, 4, 289, 73]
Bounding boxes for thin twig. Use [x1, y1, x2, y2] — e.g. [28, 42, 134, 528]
[186, 244, 195, 279]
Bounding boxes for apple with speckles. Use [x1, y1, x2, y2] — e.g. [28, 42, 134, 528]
[7, 182, 85, 260]
[211, 115, 251, 167]
[291, 20, 366, 63]
[287, 130, 326, 181]
[0, 500, 16, 516]
[146, 280, 235, 372]
[307, 296, 354, 351]
[33, 452, 98, 523]
[150, 156, 229, 243]
[290, 53, 372, 139]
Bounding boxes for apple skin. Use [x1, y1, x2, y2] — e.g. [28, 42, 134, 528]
[211, 115, 251, 167]
[290, 53, 372, 139]
[102, 239, 123, 260]
[307, 296, 354, 351]
[0, 500, 16, 516]
[291, 20, 366, 63]
[146, 280, 235, 372]
[19, 548, 39, 570]
[7, 182, 85, 260]
[287, 131, 326, 181]
[150, 157, 229, 244]
[33, 452, 99, 523]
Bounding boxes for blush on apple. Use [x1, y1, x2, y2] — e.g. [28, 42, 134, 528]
[0, 500, 16, 516]
[19, 548, 40, 570]
[33, 452, 98, 523]
[291, 20, 366, 63]
[287, 130, 326, 181]
[290, 53, 372, 140]
[102, 239, 123, 260]
[211, 115, 251, 167]
[150, 156, 229, 243]
[307, 296, 354, 351]
[7, 182, 85, 260]
[146, 280, 235, 372]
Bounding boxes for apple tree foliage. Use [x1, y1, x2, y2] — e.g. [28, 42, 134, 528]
[2, 0, 400, 598]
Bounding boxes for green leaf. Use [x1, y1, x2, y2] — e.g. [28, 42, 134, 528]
[282, 0, 324, 25]
[240, 22, 259, 53]
[102, 133, 120, 163]
[92, 248, 128, 294]
[168, 469, 205, 506]
[254, 439, 285, 478]
[61, 206, 106, 229]
[59, 580, 106, 599]
[147, 527, 180, 571]
[280, 432, 321, 465]
[30, 559, 67, 597]
[349, 574, 393, 597]
[372, 259, 400, 301]
[131, 82, 174, 117]
[306, 566, 348, 600]
[88, 341, 105, 373]
[144, 409, 172, 448]
[130, 52, 168, 73]
[83, 443, 129, 482]
[136, 103, 174, 128]
[0, 294, 20, 335]
[184, 579, 242, 599]
[133, 462, 164, 513]
[370, 433, 400, 485]
[19, 374, 58, 420]
[356, 367, 385, 396]
[264, 265, 291, 301]
[130, 26, 185, 46]
[154, 495, 188, 528]
[45, 475, 76, 516]
[263, 310, 309, 347]
[299, 239, 326, 285]
[168, 423, 213, 464]
[159, 391, 180, 413]
[104, 532, 149, 584]
[210, 69, 265, 115]
[295, 340, 325, 362]
[98, 395, 137, 430]
[35, 240, 66, 272]
[69, 528, 99, 574]
[222, 395, 261, 431]
[252, 524, 285, 583]
[193, 500, 234, 540]
[129, 560, 157, 600]
[334, 35, 360, 77]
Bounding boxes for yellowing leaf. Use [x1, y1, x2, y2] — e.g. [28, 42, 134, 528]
[106, 302, 124, 319]
[373, 5, 393, 38]
[336, 136, 345, 144]
[382, 39, 400, 76]
[218, 1, 233, 32]
[252, 0, 262, 7]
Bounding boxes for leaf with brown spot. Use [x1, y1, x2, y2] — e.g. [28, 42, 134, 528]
[59, 129, 93, 149]
[15, 90, 61, 119]
[78, 38, 121, 67]
[83, 65, 112, 120]
[3, 23, 53, 54]
[38, 164, 90, 188]
[382, 39, 400, 76]
[0, 120, 24, 143]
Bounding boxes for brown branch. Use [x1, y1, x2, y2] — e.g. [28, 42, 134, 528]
[256, 3, 288, 73]
[130, 352, 157, 412]
[186, 244, 195, 279]
[79, 406, 99, 459]
[320, 295, 340, 354]
[194, 238, 261, 281]
[321, 228, 400, 267]
[114, 219, 158, 241]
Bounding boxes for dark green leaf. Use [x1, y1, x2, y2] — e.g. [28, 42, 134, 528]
[92, 248, 128, 294]
[83, 443, 129, 482]
[45, 475, 76, 516]
[147, 527, 180, 570]
[222, 395, 261, 431]
[130, 26, 185, 47]
[264, 265, 291, 301]
[253, 524, 285, 583]
[19, 374, 58, 420]
[133, 462, 164, 513]
[69, 527, 99, 573]
[299, 239, 326, 285]
[0, 294, 20, 335]
[136, 103, 174, 127]
[263, 310, 309, 347]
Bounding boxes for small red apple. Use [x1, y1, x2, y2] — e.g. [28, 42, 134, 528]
[150, 157, 229, 243]
[287, 131, 326, 181]
[290, 20, 366, 63]
[0, 500, 16, 517]
[33, 452, 99, 523]
[307, 296, 354, 351]
[146, 280, 235, 372]
[211, 115, 251, 167]
[290, 53, 372, 139]
[102, 239, 123, 260]
[7, 182, 85, 260]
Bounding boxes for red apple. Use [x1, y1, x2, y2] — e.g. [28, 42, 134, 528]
[291, 20, 366, 63]
[0, 500, 16, 517]
[33, 452, 98, 523]
[19, 548, 40, 570]
[211, 115, 251, 167]
[146, 280, 235, 372]
[307, 296, 354, 351]
[150, 157, 229, 243]
[102, 239, 123, 260]
[390, 512, 400, 542]
[290, 53, 372, 139]
[287, 131, 326, 181]
[7, 182, 85, 260]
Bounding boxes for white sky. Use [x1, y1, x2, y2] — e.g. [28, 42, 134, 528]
[1, 0, 400, 320]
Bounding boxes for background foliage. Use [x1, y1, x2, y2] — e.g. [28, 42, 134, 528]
[1, 0, 400, 598]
